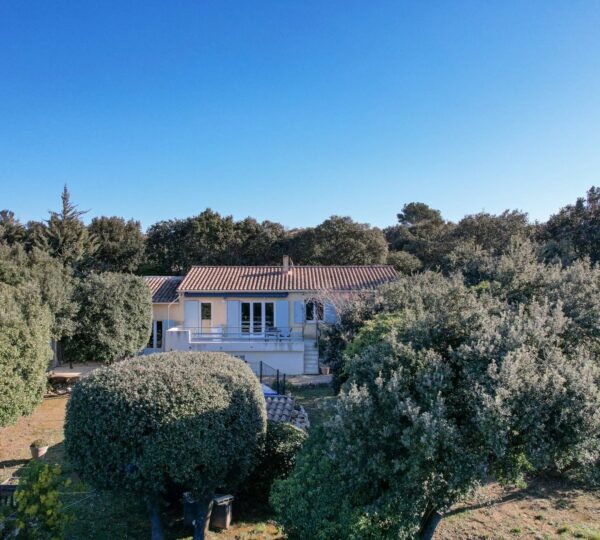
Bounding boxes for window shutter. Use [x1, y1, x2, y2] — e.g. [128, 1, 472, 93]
[293, 300, 305, 324]
[184, 301, 200, 328]
[324, 302, 337, 324]
[275, 300, 289, 330]
[226, 300, 240, 330]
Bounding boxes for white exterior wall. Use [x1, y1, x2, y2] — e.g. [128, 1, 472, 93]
[164, 327, 305, 374]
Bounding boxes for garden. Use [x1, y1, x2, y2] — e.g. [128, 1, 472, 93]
[3, 191, 600, 538]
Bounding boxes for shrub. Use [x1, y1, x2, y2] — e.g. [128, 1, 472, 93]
[65, 352, 267, 538]
[0, 461, 71, 539]
[64, 272, 152, 363]
[0, 282, 52, 427]
[270, 427, 358, 540]
[240, 420, 307, 504]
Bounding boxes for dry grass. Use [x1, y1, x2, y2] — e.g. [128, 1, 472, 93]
[435, 477, 600, 540]
[0, 395, 68, 481]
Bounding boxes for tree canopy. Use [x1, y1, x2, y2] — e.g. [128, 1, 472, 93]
[0, 282, 52, 427]
[64, 272, 152, 363]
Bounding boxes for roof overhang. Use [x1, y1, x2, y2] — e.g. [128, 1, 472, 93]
[183, 291, 290, 298]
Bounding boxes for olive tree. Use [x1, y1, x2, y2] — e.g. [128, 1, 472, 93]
[275, 269, 600, 539]
[65, 352, 267, 539]
[64, 272, 152, 363]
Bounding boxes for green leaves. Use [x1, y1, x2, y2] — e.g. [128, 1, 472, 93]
[64, 272, 152, 364]
[0, 282, 52, 427]
[64, 352, 267, 499]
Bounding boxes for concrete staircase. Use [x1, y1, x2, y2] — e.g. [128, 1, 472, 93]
[303, 339, 320, 375]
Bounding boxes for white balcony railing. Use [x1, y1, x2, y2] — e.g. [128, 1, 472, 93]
[182, 325, 305, 343]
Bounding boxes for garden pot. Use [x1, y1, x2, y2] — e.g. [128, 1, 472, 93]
[30, 445, 49, 460]
[320, 366, 331, 375]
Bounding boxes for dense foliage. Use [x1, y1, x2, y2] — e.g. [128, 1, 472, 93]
[240, 420, 307, 504]
[64, 272, 152, 363]
[0, 282, 52, 427]
[65, 352, 267, 498]
[288, 216, 388, 266]
[279, 250, 600, 539]
[2, 185, 600, 277]
[0, 462, 71, 540]
[87, 216, 146, 273]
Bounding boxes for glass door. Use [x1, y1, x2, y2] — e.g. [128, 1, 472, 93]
[240, 302, 275, 335]
[253, 303, 263, 334]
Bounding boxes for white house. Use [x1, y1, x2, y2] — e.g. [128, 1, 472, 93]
[143, 257, 397, 375]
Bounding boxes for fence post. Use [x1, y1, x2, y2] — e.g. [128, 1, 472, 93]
[276, 369, 280, 394]
[259, 361, 263, 383]
[282, 373, 286, 395]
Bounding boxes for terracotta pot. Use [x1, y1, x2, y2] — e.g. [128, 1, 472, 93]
[30, 445, 49, 460]
[320, 366, 331, 375]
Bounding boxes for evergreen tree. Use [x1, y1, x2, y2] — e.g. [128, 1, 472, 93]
[44, 185, 95, 265]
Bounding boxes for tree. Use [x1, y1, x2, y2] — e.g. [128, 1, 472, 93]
[65, 352, 267, 540]
[88, 216, 146, 273]
[451, 210, 531, 254]
[386, 250, 422, 274]
[145, 209, 241, 274]
[541, 186, 600, 264]
[385, 203, 453, 269]
[279, 268, 600, 538]
[0, 210, 26, 246]
[233, 218, 288, 265]
[64, 272, 152, 363]
[0, 244, 78, 365]
[0, 282, 52, 427]
[43, 185, 95, 266]
[290, 216, 388, 265]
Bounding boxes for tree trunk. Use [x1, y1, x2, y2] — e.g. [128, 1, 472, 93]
[420, 508, 442, 540]
[192, 497, 214, 540]
[147, 499, 165, 540]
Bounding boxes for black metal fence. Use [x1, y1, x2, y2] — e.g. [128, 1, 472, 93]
[246, 360, 286, 395]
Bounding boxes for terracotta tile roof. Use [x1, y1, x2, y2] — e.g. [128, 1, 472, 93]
[143, 276, 183, 303]
[266, 395, 294, 422]
[178, 265, 398, 292]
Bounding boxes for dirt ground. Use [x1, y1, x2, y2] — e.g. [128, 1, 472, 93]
[435, 478, 600, 540]
[0, 395, 68, 481]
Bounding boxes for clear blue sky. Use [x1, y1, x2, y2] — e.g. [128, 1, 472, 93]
[1, 1, 599, 230]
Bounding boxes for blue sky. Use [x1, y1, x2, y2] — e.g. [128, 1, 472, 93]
[1, 1, 599, 230]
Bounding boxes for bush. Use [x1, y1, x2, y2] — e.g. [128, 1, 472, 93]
[0, 461, 71, 539]
[271, 427, 360, 540]
[240, 420, 307, 504]
[65, 352, 267, 499]
[0, 282, 52, 427]
[64, 272, 152, 363]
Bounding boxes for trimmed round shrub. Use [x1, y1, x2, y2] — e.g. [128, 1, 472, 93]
[0, 283, 52, 427]
[240, 420, 307, 504]
[65, 352, 267, 499]
[64, 272, 152, 363]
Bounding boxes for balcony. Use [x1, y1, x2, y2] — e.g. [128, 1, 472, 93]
[180, 325, 305, 343]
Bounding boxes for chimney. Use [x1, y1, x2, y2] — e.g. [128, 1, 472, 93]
[282, 255, 292, 275]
